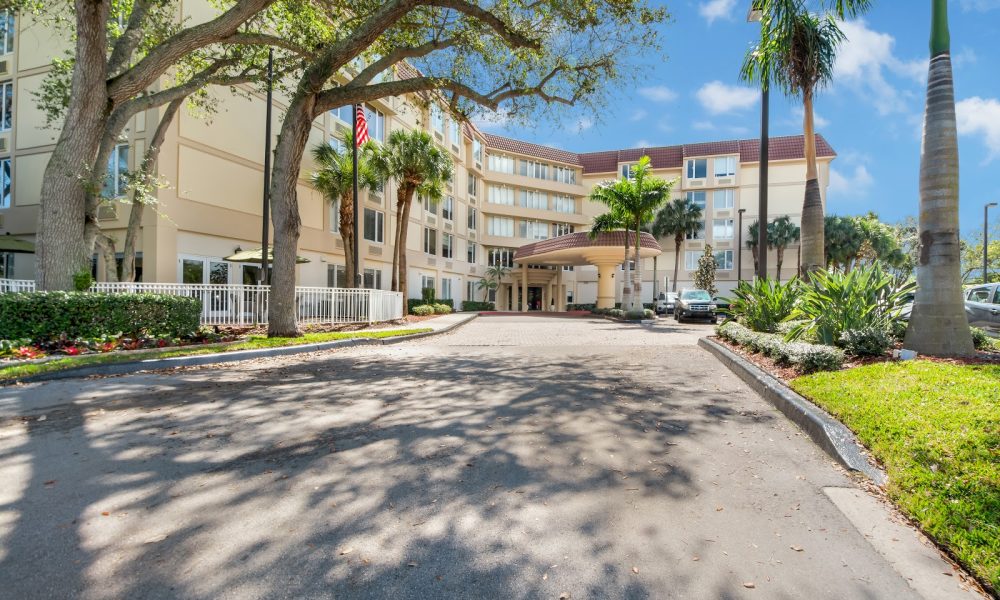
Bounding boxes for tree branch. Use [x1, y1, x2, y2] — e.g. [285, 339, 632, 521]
[108, 0, 155, 76]
[219, 32, 317, 58]
[348, 37, 457, 87]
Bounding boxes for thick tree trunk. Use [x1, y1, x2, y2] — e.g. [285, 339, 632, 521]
[36, 0, 110, 290]
[799, 92, 825, 278]
[96, 233, 119, 283]
[904, 28, 974, 355]
[339, 191, 356, 288]
[672, 235, 682, 292]
[398, 192, 415, 298]
[632, 224, 643, 310]
[266, 93, 313, 337]
[390, 185, 408, 291]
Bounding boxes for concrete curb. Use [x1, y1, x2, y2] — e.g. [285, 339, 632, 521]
[699, 336, 887, 486]
[16, 314, 478, 384]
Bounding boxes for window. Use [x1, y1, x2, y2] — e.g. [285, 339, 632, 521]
[442, 196, 454, 221]
[712, 218, 734, 240]
[327, 265, 348, 288]
[0, 10, 14, 54]
[104, 143, 129, 197]
[442, 232, 454, 258]
[449, 121, 461, 147]
[431, 105, 444, 134]
[466, 280, 477, 302]
[967, 287, 993, 303]
[330, 105, 353, 124]
[686, 158, 707, 179]
[363, 208, 384, 243]
[520, 190, 547, 210]
[620, 163, 636, 180]
[422, 194, 436, 214]
[467, 206, 477, 230]
[467, 174, 478, 198]
[0, 158, 9, 209]
[519, 220, 548, 240]
[421, 275, 435, 294]
[686, 191, 707, 210]
[552, 223, 575, 237]
[685, 220, 706, 240]
[488, 247, 515, 268]
[552, 195, 576, 213]
[328, 135, 347, 154]
[685, 251, 701, 271]
[363, 268, 382, 290]
[441, 278, 453, 300]
[1, 80, 12, 131]
[473, 139, 483, 165]
[365, 106, 385, 142]
[519, 160, 548, 179]
[713, 188, 735, 210]
[467, 241, 477, 264]
[715, 156, 736, 177]
[487, 216, 514, 237]
[714, 250, 734, 270]
[553, 165, 576, 184]
[423, 228, 437, 255]
[488, 185, 514, 206]
[488, 153, 515, 174]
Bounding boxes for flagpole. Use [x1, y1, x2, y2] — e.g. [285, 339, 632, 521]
[260, 48, 273, 286]
[352, 105, 361, 288]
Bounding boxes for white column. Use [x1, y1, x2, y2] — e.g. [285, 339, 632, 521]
[595, 262, 617, 309]
[521, 264, 529, 312]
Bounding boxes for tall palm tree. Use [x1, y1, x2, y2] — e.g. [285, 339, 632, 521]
[742, 0, 871, 279]
[904, 0, 975, 356]
[477, 264, 510, 302]
[589, 157, 673, 310]
[767, 215, 801, 282]
[589, 192, 632, 307]
[310, 132, 383, 288]
[746, 218, 761, 275]
[652, 197, 703, 292]
[370, 130, 453, 295]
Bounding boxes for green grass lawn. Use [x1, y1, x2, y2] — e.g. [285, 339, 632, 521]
[0, 328, 432, 382]
[791, 361, 1000, 591]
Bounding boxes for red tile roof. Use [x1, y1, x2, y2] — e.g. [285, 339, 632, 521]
[481, 133, 583, 166]
[514, 231, 661, 262]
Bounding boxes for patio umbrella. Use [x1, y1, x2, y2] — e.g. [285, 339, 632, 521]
[224, 248, 311, 264]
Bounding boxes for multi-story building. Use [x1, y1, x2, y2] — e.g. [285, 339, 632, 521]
[0, 8, 835, 308]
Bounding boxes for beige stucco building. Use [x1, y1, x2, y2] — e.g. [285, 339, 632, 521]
[0, 7, 835, 309]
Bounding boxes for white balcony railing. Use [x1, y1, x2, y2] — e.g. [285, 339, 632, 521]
[0, 280, 404, 326]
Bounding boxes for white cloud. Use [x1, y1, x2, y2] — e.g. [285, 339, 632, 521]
[629, 109, 648, 122]
[835, 20, 926, 115]
[699, 0, 738, 24]
[791, 106, 830, 129]
[960, 0, 1000, 10]
[638, 86, 678, 103]
[696, 81, 759, 115]
[954, 47, 978, 68]
[572, 117, 594, 133]
[828, 164, 874, 199]
[693, 120, 716, 131]
[957, 97, 1000, 162]
[473, 110, 512, 130]
[635, 139, 653, 148]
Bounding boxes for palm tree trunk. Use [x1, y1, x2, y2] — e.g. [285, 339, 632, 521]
[799, 91, 825, 279]
[621, 233, 631, 309]
[390, 185, 407, 291]
[775, 246, 784, 283]
[339, 191, 356, 288]
[632, 222, 643, 310]
[904, 0, 974, 356]
[398, 192, 415, 298]
[672, 235, 682, 292]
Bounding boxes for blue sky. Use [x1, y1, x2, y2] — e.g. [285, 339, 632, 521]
[477, 0, 1000, 237]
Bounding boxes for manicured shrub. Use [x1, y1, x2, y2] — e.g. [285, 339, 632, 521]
[0, 292, 201, 343]
[461, 301, 495, 312]
[840, 327, 894, 357]
[625, 309, 646, 321]
[717, 321, 843, 373]
[784, 342, 845, 374]
[969, 327, 995, 351]
[408, 298, 452, 314]
[568, 303, 596, 312]
[432, 303, 452, 315]
[410, 304, 434, 316]
[421, 287, 436, 304]
[644, 308, 655, 319]
[725, 277, 799, 333]
[609, 308, 625, 319]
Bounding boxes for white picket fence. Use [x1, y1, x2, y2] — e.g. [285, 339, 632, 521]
[0, 279, 404, 326]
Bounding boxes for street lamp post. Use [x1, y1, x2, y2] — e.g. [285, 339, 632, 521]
[737, 208, 747, 283]
[747, 3, 768, 280]
[986, 202, 998, 283]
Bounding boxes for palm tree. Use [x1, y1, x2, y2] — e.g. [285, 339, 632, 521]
[589, 157, 673, 310]
[768, 216, 801, 282]
[904, 0, 975, 356]
[370, 130, 453, 295]
[652, 197, 703, 292]
[477, 264, 510, 302]
[746, 218, 761, 275]
[742, 0, 871, 279]
[310, 132, 383, 288]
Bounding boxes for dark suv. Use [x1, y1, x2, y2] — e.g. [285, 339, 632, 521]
[674, 289, 718, 324]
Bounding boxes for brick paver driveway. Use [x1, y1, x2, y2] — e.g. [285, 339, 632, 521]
[0, 315, 936, 598]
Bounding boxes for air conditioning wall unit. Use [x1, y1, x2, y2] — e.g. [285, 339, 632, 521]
[0, 59, 9, 77]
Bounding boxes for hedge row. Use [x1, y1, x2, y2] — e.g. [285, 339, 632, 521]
[0, 292, 202, 343]
[410, 303, 453, 316]
[717, 321, 844, 374]
[408, 298, 453, 314]
[461, 301, 495, 312]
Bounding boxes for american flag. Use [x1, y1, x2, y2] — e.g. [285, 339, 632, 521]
[355, 105, 369, 147]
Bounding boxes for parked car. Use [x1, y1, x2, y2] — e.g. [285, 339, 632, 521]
[674, 289, 717, 324]
[965, 283, 1000, 336]
[655, 292, 678, 315]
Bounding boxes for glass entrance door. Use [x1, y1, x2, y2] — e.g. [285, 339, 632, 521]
[528, 286, 543, 311]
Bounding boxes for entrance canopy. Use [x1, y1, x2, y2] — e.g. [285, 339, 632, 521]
[513, 231, 661, 266]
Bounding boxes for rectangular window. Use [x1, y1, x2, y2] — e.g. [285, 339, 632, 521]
[450, 121, 461, 147]
[103, 143, 129, 197]
[713, 188, 735, 209]
[441, 278, 453, 300]
[686, 191, 707, 210]
[487, 216, 514, 237]
[488, 247, 515, 268]
[421, 275, 435, 294]
[467, 174, 478, 198]
[0, 158, 9, 209]
[488, 154, 515, 174]
[442, 196, 454, 221]
[363, 208, 384, 243]
[0, 10, 14, 54]
[431, 105, 444, 134]
[363, 268, 382, 290]
[442, 232, 454, 258]
[552, 196, 576, 213]
[330, 105, 353, 124]
[423, 228, 437, 255]
[473, 139, 483, 165]
[712, 218, 734, 240]
[467, 206, 477, 230]
[466, 280, 476, 302]
[327, 264, 347, 288]
[519, 190, 547, 210]
[519, 220, 548, 240]
[685, 220, 706, 240]
[714, 156, 736, 177]
[422, 194, 436, 214]
[488, 185, 514, 206]
[364, 105, 385, 142]
[519, 160, 548, 179]
[686, 158, 707, 179]
[1, 80, 12, 132]
[620, 163, 636, 181]
[714, 250, 734, 271]
[553, 165, 577, 184]
[552, 223, 575, 237]
[685, 251, 701, 271]
[467, 241, 477, 264]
